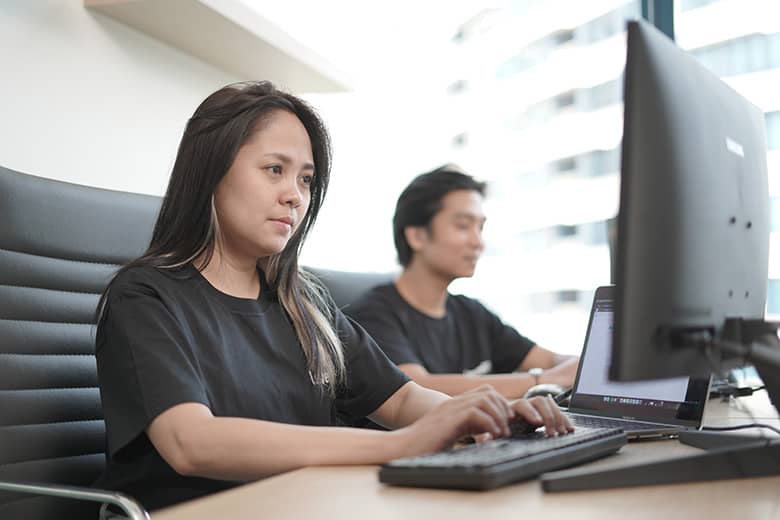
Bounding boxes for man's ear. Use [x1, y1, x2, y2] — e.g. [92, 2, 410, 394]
[404, 226, 428, 252]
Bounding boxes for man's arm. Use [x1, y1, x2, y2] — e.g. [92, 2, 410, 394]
[397, 345, 579, 399]
[517, 345, 579, 387]
[397, 363, 540, 399]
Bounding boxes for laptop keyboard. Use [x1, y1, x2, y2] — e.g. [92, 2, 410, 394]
[379, 427, 626, 490]
[568, 414, 668, 431]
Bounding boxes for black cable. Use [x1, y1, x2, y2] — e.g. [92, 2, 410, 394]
[709, 384, 767, 398]
[554, 387, 572, 406]
[701, 423, 780, 436]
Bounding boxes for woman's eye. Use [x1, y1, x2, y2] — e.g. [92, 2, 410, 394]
[267, 165, 282, 174]
[301, 175, 313, 185]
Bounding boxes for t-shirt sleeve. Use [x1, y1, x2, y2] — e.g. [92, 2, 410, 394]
[333, 310, 410, 419]
[347, 295, 423, 367]
[96, 277, 209, 461]
[479, 302, 537, 373]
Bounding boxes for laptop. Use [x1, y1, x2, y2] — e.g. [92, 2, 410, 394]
[564, 285, 711, 440]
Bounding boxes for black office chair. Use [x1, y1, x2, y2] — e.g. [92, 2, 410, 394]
[0, 165, 392, 519]
[0, 166, 159, 519]
[306, 267, 392, 312]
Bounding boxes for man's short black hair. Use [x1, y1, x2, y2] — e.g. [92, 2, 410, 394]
[392, 164, 486, 267]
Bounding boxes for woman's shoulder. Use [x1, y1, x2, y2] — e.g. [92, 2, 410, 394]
[109, 263, 194, 297]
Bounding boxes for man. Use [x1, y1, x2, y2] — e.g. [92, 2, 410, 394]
[348, 165, 578, 399]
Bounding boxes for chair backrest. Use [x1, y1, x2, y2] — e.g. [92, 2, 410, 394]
[306, 267, 392, 312]
[0, 166, 160, 519]
[0, 165, 391, 518]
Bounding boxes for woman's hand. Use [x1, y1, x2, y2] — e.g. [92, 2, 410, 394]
[511, 395, 573, 437]
[390, 385, 573, 460]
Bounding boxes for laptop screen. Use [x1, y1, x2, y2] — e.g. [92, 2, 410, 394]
[569, 286, 710, 427]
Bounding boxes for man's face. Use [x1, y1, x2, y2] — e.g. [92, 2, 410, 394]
[410, 189, 486, 280]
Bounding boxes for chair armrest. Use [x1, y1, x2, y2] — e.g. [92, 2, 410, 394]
[0, 480, 149, 520]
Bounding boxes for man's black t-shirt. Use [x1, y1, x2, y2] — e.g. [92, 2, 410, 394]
[94, 265, 409, 511]
[347, 283, 536, 375]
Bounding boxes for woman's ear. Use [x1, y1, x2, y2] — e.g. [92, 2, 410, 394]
[404, 226, 428, 253]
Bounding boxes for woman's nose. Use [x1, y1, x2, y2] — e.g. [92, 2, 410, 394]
[281, 178, 303, 207]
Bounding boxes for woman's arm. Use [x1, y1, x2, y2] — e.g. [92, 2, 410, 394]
[370, 383, 573, 456]
[147, 385, 570, 482]
[368, 381, 450, 428]
[369, 382, 572, 450]
[147, 402, 410, 481]
[148, 384, 523, 482]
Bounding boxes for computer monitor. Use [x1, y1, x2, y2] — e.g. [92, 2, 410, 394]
[540, 19, 779, 492]
[611, 19, 771, 383]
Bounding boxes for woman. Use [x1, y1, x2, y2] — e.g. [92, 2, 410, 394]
[94, 81, 572, 511]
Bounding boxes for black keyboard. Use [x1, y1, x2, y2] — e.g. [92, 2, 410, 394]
[379, 427, 626, 490]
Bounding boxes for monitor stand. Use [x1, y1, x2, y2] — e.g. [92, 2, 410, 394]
[542, 324, 780, 492]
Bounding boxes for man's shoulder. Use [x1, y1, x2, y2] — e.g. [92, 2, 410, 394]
[447, 292, 498, 319]
[448, 292, 488, 310]
[349, 283, 400, 315]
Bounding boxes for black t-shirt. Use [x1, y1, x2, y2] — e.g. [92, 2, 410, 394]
[94, 265, 409, 511]
[348, 283, 536, 375]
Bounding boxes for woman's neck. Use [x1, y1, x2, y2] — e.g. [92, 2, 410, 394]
[196, 246, 261, 299]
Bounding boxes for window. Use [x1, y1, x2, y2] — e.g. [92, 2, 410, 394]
[680, 0, 723, 11]
[692, 33, 780, 77]
[766, 111, 780, 151]
[555, 91, 575, 109]
[576, 1, 640, 44]
[451, 132, 468, 148]
[447, 79, 468, 95]
[553, 29, 574, 45]
[556, 224, 578, 238]
[768, 279, 780, 315]
[556, 290, 579, 303]
[554, 156, 577, 173]
[584, 77, 622, 110]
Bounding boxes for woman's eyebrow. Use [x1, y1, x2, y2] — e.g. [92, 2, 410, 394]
[263, 152, 315, 171]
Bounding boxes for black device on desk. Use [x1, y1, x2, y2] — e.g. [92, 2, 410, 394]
[379, 426, 626, 490]
[564, 286, 711, 439]
[541, 19, 779, 492]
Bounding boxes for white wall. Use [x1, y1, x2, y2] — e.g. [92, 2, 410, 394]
[0, 0, 238, 195]
[0, 1, 439, 275]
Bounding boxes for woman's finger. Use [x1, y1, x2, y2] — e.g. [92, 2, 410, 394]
[464, 393, 511, 436]
[458, 405, 503, 438]
[547, 395, 574, 433]
[510, 398, 544, 427]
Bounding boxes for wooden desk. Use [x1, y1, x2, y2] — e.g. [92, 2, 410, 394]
[154, 394, 780, 520]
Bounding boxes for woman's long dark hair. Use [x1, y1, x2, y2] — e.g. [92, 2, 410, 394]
[99, 81, 345, 392]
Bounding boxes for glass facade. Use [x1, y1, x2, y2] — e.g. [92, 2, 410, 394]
[692, 33, 780, 77]
[767, 111, 780, 150]
[443, 0, 780, 351]
[768, 279, 780, 315]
